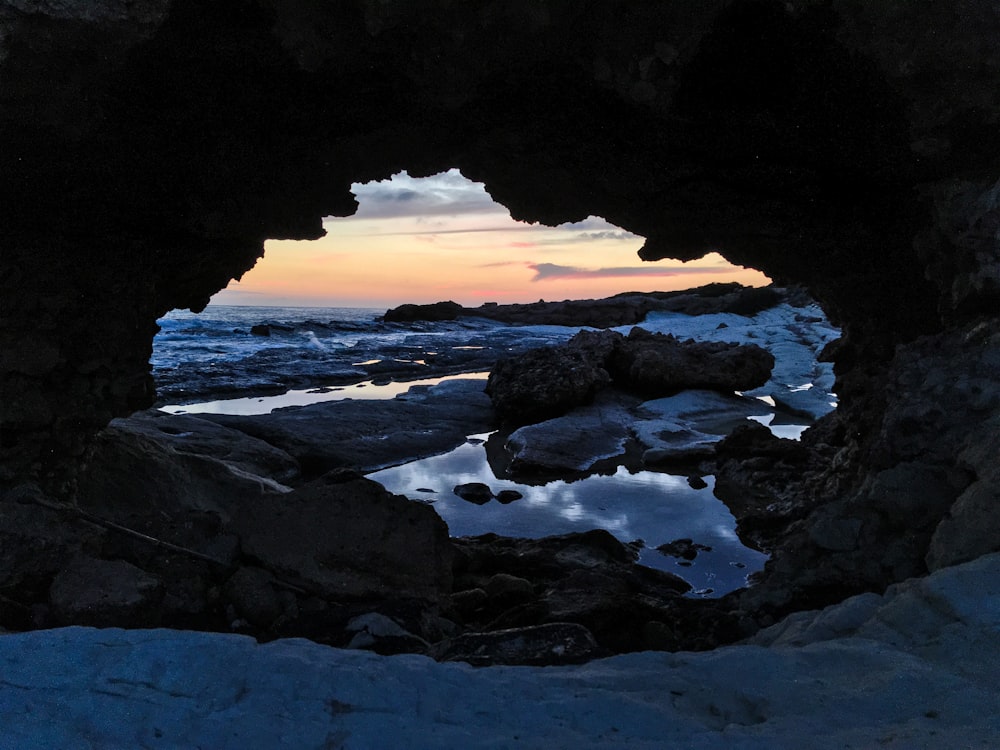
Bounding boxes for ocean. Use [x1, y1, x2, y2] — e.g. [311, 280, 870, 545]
[153, 304, 585, 409]
[152, 301, 840, 596]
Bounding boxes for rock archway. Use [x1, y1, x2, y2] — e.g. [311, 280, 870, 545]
[2, 0, 999, 617]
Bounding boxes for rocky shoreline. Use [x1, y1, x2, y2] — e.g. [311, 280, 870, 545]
[1, 286, 850, 661]
[3, 283, 997, 668]
[384, 282, 790, 327]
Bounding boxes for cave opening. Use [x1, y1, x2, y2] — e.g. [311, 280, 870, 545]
[5, 0, 998, 691]
[146, 167, 838, 603]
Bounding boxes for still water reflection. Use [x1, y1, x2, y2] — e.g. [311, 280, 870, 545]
[369, 434, 768, 597]
[160, 372, 490, 416]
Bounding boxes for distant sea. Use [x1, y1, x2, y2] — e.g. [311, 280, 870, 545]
[151, 304, 587, 408]
[152, 305, 384, 370]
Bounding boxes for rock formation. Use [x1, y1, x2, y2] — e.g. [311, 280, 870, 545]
[384, 283, 787, 327]
[485, 327, 774, 424]
[2, 0, 1000, 645]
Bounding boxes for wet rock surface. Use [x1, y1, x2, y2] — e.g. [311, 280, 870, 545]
[200, 379, 495, 477]
[486, 326, 774, 426]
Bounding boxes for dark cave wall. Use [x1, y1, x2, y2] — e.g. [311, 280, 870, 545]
[1, 0, 999, 489]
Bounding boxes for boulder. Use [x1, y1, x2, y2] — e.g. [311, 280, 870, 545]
[610, 328, 774, 396]
[656, 539, 712, 561]
[104, 410, 300, 484]
[453, 482, 494, 505]
[483, 573, 535, 606]
[449, 530, 691, 652]
[76, 422, 275, 567]
[485, 327, 774, 426]
[49, 557, 162, 627]
[223, 566, 284, 629]
[229, 473, 453, 603]
[383, 301, 463, 323]
[485, 344, 612, 426]
[0, 486, 99, 624]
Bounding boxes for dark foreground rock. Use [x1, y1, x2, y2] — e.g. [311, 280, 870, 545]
[486, 327, 774, 425]
[230, 473, 453, 603]
[710, 318, 1000, 626]
[0, 420, 452, 642]
[449, 530, 696, 654]
[0, 404, 732, 663]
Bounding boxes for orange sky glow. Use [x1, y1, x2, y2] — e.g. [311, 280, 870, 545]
[211, 169, 770, 309]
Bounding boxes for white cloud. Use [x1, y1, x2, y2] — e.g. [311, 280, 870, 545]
[347, 169, 508, 220]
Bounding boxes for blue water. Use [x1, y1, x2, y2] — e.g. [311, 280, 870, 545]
[370, 436, 767, 596]
[154, 305, 392, 368]
[153, 304, 584, 405]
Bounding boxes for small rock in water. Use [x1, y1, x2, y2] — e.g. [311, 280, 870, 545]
[495, 489, 523, 504]
[687, 475, 708, 490]
[250, 324, 271, 337]
[454, 482, 494, 504]
[656, 538, 713, 560]
[623, 539, 644, 561]
[415, 487, 436, 493]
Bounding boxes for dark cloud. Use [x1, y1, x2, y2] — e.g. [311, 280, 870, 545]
[528, 263, 734, 281]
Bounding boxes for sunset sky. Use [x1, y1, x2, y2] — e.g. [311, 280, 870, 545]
[211, 169, 770, 309]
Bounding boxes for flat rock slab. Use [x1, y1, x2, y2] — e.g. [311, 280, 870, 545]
[202, 378, 495, 475]
[505, 391, 638, 473]
[500, 389, 770, 475]
[105, 410, 301, 483]
[1, 553, 999, 748]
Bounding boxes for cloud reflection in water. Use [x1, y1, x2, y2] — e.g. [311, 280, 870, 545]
[369, 435, 768, 596]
